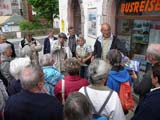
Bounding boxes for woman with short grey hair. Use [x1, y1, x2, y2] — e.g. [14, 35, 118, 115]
[88, 59, 111, 84]
[0, 43, 14, 87]
[79, 59, 126, 120]
[40, 54, 64, 96]
[10, 57, 31, 80]
[8, 57, 31, 95]
[40, 54, 54, 66]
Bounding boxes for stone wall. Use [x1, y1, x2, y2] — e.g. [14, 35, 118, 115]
[3, 28, 60, 39]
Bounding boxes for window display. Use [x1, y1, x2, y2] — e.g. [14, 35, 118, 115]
[117, 0, 160, 91]
[149, 21, 160, 43]
[117, 20, 160, 57]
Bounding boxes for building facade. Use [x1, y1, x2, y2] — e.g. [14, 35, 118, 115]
[59, 0, 160, 58]
[59, 0, 116, 49]
[0, 0, 32, 21]
[0, 0, 21, 15]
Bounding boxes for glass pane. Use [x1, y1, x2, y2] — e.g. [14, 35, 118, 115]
[117, 19, 160, 57]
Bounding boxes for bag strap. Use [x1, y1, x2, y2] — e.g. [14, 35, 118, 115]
[84, 87, 97, 114]
[84, 87, 113, 115]
[61, 79, 65, 104]
[98, 90, 113, 114]
[45, 81, 55, 87]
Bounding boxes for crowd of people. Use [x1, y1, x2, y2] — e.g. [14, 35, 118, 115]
[0, 23, 160, 120]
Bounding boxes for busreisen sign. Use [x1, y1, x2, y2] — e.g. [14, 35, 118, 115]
[120, 0, 160, 13]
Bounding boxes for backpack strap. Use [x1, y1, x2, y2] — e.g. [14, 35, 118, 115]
[84, 87, 97, 114]
[84, 87, 113, 115]
[45, 81, 55, 87]
[98, 90, 113, 114]
[21, 39, 25, 48]
[61, 79, 65, 104]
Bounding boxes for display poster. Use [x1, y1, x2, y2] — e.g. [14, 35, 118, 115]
[88, 8, 97, 38]
[149, 21, 160, 44]
[132, 20, 150, 44]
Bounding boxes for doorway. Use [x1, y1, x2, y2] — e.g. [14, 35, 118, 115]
[68, 0, 82, 35]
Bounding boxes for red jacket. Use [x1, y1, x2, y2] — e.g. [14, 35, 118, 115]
[54, 75, 89, 103]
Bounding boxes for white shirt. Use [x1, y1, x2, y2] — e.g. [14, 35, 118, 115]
[49, 37, 56, 52]
[79, 86, 126, 120]
[76, 44, 92, 58]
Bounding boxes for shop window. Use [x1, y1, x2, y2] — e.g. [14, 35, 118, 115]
[117, 0, 160, 90]
[117, 20, 160, 57]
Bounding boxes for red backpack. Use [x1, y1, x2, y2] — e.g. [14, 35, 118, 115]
[118, 81, 134, 112]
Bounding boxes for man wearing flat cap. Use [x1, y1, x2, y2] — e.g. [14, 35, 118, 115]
[52, 32, 72, 72]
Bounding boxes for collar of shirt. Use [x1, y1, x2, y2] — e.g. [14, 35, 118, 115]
[151, 86, 160, 92]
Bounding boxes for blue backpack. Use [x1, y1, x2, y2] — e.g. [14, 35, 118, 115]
[84, 87, 113, 120]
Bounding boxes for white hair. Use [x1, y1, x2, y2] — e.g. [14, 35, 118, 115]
[10, 57, 31, 80]
[88, 59, 111, 84]
[39, 54, 54, 66]
[147, 43, 160, 61]
[0, 43, 11, 54]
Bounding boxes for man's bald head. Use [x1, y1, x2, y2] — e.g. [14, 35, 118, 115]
[147, 43, 160, 63]
[101, 23, 111, 38]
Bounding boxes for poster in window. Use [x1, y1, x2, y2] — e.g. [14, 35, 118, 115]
[149, 21, 160, 44]
[132, 20, 150, 44]
[88, 8, 97, 38]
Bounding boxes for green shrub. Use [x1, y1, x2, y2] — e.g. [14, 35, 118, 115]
[19, 20, 50, 30]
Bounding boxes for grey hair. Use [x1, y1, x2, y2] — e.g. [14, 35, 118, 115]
[147, 43, 160, 61]
[64, 92, 92, 120]
[39, 54, 54, 66]
[88, 59, 111, 84]
[77, 34, 86, 43]
[20, 64, 44, 90]
[0, 43, 11, 54]
[10, 57, 31, 80]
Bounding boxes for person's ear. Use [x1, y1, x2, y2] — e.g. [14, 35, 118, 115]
[155, 76, 159, 83]
[37, 81, 44, 90]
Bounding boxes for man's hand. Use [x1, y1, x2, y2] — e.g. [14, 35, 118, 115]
[91, 56, 94, 62]
[30, 44, 36, 52]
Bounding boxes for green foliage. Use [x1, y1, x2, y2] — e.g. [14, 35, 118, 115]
[28, 0, 59, 22]
[19, 20, 50, 30]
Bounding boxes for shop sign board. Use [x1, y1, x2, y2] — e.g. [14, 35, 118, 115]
[120, 0, 160, 14]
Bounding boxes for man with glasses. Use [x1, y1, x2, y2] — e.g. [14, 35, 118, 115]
[133, 43, 160, 105]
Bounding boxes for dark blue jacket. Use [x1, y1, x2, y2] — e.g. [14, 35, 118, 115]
[132, 88, 160, 120]
[94, 35, 128, 58]
[4, 90, 63, 120]
[106, 67, 132, 93]
[8, 80, 22, 96]
[133, 62, 153, 105]
[43, 37, 57, 54]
